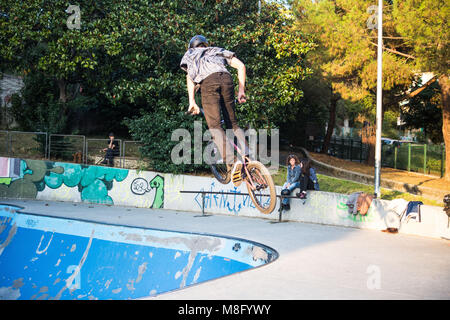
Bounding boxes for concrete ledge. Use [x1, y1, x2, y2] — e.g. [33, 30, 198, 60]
[1, 156, 449, 240]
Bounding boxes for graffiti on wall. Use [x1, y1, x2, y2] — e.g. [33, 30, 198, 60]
[295, 192, 374, 223]
[130, 176, 164, 209]
[193, 181, 271, 214]
[0, 157, 164, 209]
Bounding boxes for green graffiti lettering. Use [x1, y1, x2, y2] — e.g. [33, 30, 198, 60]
[0, 178, 12, 185]
[149, 175, 164, 209]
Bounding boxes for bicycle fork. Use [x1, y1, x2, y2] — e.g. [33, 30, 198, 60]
[243, 163, 267, 192]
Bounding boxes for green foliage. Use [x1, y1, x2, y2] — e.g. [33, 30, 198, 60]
[291, 0, 416, 138]
[401, 80, 443, 144]
[123, 111, 210, 174]
[1, 0, 314, 152]
[9, 72, 66, 133]
[279, 72, 329, 144]
[382, 110, 400, 139]
[8, 71, 98, 134]
[293, 0, 414, 101]
[392, 0, 449, 76]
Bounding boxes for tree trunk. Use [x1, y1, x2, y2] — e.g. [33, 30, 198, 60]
[362, 122, 376, 166]
[57, 78, 67, 103]
[321, 95, 338, 154]
[439, 74, 450, 181]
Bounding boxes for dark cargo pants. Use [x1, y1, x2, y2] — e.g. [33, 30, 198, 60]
[200, 72, 248, 164]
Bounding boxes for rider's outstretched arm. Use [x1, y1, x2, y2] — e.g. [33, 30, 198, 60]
[186, 75, 200, 114]
[229, 57, 246, 103]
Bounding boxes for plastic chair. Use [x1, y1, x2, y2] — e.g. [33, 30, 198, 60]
[401, 201, 423, 223]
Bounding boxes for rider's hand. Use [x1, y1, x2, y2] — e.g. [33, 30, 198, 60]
[188, 103, 200, 115]
[237, 89, 246, 103]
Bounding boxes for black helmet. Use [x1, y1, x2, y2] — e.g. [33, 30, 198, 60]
[189, 35, 208, 49]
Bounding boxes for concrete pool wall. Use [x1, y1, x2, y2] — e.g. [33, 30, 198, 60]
[1, 157, 449, 240]
[0, 204, 277, 300]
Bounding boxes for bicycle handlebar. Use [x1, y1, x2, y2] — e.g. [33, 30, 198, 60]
[185, 107, 204, 116]
[185, 99, 240, 116]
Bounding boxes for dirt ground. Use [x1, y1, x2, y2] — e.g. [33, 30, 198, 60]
[308, 151, 450, 192]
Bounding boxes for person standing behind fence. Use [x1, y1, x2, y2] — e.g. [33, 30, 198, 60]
[280, 154, 301, 210]
[102, 132, 119, 166]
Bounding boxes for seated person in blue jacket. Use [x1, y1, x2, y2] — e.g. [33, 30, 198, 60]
[296, 158, 320, 199]
[280, 154, 301, 210]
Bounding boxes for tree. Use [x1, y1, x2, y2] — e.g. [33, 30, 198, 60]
[113, 0, 314, 129]
[119, 0, 315, 172]
[392, 0, 450, 180]
[0, 0, 124, 133]
[401, 80, 443, 144]
[292, 0, 415, 164]
[1, 0, 314, 140]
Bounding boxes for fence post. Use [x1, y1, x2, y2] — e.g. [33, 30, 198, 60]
[407, 143, 411, 172]
[85, 140, 89, 164]
[121, 141, 125, 168]
[350, 139, 353, 161]
[394, 146, 397, 169]
[8, 132, 12, 156]
[423, 144, 427, 174]
[360, 141, 363, 163]
[44, 132, 48, 160]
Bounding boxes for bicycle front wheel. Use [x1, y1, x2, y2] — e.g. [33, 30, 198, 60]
[245, 161, 276, 214]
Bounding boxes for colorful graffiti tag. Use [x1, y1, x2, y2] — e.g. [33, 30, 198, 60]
[130, 176, 164, 209]
[0, 157, 164, 209]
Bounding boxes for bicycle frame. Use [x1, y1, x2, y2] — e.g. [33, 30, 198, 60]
[187, 107, 262, 191]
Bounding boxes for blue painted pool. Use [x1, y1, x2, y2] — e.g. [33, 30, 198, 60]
[0, 204, 277, 300]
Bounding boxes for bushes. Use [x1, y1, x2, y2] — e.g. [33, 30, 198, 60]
[124, 111, 211, 174]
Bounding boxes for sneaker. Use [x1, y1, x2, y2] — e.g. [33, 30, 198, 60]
[298, 191, 307, 199]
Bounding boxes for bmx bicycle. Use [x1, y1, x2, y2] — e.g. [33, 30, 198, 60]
[186, 108, 277, 214]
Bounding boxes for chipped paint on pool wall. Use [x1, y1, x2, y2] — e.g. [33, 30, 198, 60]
[0, 204, 277, 300]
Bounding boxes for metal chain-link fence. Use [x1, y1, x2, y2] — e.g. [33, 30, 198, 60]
[48, 134, 85, 163]
[86, 138, 122, 166]
[2, 130, 445, 176]
[0, 130, 144, 169]
[305, 136, 445, 177]
[305, 137, 369, 163]
[0, 131, 47, 160]
[382, 142, 445, 177]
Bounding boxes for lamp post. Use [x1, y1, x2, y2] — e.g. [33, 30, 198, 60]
[374, 0, 383, 198]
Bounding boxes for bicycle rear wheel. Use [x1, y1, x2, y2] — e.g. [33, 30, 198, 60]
[208, 141, 231, 184]
[245, 161, 276, 214]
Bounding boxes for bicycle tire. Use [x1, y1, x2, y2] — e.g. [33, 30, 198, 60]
[245, 161, 276, 214]
[208, 141, 231, 184]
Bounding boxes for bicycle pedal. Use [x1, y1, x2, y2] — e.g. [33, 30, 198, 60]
[231, 162, 243, 187]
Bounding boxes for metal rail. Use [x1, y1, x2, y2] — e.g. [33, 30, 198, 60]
[180, 190, 301, 222]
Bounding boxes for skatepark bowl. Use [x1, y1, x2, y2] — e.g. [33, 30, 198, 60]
[0, 204, 277, 300]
